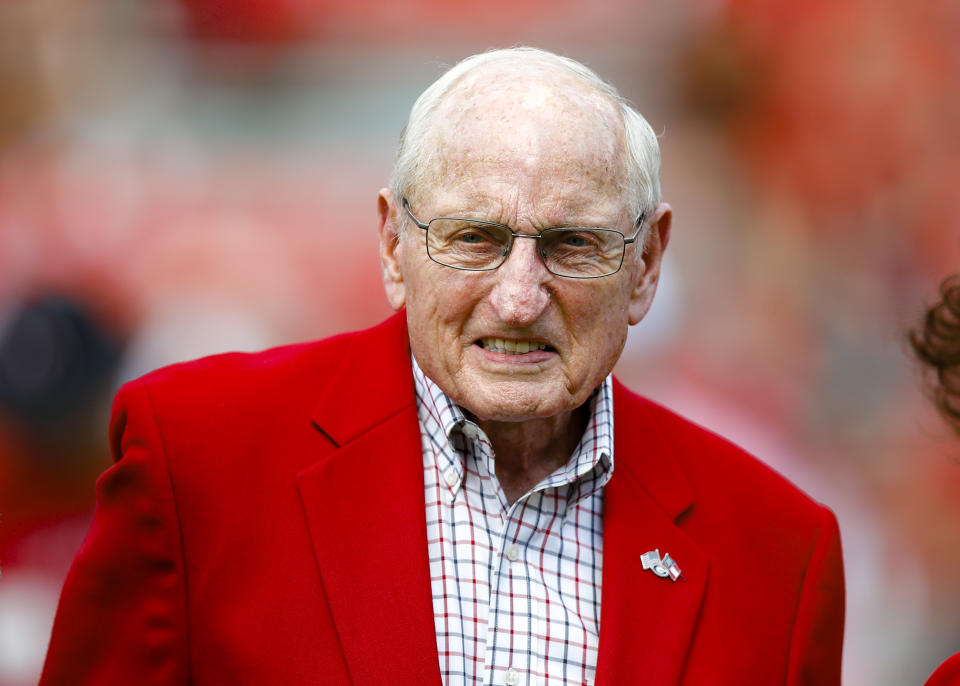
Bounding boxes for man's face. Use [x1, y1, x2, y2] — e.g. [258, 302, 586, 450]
[379, 73, 670, 423]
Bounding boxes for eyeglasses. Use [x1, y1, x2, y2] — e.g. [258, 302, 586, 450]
[402, 199, 645, 279]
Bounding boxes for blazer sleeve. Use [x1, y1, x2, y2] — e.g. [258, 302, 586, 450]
[785, 506, 845, 686]
[39, 380, 190, 685]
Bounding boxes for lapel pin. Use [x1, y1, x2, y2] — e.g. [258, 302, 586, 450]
[641, 549, 687, 583]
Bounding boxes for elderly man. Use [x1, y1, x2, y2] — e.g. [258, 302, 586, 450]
[41, 48, 844, 685]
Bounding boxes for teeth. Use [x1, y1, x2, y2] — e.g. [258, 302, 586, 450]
[481, 338, 547, 354]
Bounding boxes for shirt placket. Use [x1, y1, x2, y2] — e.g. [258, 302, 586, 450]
[471, 441, 567, 686]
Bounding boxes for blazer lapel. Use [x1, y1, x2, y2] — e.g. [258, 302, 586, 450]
[297, 312, 442, 685]
[595, 381, 710, 686]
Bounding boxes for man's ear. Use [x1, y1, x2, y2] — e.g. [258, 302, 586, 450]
[378, 188, 407, 310]
[628, 202, 672, 325]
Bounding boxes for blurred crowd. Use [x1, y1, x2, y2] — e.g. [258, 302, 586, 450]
[1, 1, 958, 684]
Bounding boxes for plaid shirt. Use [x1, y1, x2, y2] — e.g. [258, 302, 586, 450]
[413, 356, 614, 686]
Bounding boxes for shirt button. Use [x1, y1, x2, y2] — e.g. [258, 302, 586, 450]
[444, 470, 458, 487]
[504, 668, 520, 685]
[461, 422, 478, 439]
[506, 544, 520, 562]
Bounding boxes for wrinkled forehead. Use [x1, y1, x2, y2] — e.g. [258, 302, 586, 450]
[422, 65, 630, 206]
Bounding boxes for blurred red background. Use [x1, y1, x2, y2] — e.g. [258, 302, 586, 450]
[1, 1, 958, 683]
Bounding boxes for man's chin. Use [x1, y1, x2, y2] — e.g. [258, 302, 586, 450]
[455, 382, 580, 424]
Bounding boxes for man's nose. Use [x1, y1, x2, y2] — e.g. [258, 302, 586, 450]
[488, 236, 552, 326]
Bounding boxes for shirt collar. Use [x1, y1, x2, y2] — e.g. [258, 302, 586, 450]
[411, 353, 614, 502]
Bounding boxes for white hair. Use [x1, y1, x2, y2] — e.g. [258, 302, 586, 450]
[390, 47, 662, 226]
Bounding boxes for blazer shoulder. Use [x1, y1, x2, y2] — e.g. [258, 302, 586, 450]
[615, 381, 829, 523]
[925, 652, 960, 686]
[119, 313, 406, 410]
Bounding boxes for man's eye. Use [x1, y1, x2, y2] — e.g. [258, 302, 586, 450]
[558, 231, 603, 249]
[458, 232, 488, 244]
[450, 228, 504, 247]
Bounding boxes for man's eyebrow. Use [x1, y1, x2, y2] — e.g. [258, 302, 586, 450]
[430, 202, 626, 227]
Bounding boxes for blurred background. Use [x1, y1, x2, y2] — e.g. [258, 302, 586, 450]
[0, 0, 958, 683]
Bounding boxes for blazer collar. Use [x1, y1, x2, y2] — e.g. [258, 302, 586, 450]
[610, 377, 695, 521]
[308, 310, 414, 447]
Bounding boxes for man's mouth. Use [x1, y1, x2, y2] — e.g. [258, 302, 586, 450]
[479, 337, 553, 354]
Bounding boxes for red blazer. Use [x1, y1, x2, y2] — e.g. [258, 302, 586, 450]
[925, 653, 960, 686]
[40, 312, 844, 685]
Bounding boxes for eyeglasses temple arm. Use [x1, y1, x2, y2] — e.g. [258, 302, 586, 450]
[401, 198, 431, 230]
[622, 212, 646, 245]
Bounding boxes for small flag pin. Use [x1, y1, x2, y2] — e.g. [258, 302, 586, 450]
[641, 549, 686, 582]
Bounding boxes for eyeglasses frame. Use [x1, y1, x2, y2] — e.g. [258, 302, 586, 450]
[401, 198, 646, 280]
